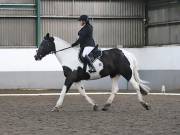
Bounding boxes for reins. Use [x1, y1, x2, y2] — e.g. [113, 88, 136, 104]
[55, 46, 72, 53]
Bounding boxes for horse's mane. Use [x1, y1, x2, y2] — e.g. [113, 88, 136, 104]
[54, 37, 71, 47]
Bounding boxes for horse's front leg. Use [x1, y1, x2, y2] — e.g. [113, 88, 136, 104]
[51, 77, 73, 112]
[51, 85, 67, 112]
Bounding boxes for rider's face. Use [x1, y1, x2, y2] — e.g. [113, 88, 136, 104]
[80, 20, 86, 26]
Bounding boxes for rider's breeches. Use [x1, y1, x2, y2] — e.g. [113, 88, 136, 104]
[82, 47, 94, 57]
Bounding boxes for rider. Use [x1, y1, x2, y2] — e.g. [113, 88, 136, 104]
[71, 15, 96, 73]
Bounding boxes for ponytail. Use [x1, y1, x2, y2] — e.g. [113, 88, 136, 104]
[86, 20, 90, 25]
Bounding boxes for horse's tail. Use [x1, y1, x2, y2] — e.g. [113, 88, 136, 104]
[132, 57, 150, 95]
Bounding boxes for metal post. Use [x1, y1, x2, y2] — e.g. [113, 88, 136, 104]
[36, 0, 41, 47]
[144, 0, 149, 46]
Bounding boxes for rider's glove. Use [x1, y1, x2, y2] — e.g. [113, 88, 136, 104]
[71, 43, 77, 47]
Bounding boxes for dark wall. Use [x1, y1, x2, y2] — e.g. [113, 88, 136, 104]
[147, 0, 180, 46]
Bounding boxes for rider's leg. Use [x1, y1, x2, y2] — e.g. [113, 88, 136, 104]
[84, 55, 96, 73]
[83, 62, 87, 72]
[82, 47, 96, 73]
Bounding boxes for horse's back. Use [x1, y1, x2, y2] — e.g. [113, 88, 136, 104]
[100, 48, 132, 80]
[101, 48, 130, 66]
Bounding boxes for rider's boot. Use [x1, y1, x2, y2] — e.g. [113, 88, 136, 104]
[83, 63, 87, 72]
[85, 55, 96, 73]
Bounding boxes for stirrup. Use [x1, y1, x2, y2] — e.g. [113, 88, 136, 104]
[89, 70, 96, 73]
[88, 68, 96, 73]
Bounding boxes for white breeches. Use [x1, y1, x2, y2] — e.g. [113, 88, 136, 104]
[82, 47, 94, 57]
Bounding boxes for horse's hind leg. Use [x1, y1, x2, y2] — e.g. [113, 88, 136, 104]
[129, 77, 151, 110]
[102, 75, 120, 111]
[75, 82, 98, 111]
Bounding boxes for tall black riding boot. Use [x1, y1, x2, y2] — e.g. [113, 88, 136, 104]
[83, 63, 87, 72]
[85, 55, 96, 73]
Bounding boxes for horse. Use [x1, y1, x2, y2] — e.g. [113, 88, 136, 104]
[34, 33, 151, 112]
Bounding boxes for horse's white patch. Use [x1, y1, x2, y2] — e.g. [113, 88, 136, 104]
[54, 37, 104, 80]
[87, 59, 104, 80]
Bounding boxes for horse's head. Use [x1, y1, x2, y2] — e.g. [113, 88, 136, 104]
[34, 33, 56, 61]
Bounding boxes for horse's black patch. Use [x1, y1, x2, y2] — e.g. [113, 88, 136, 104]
[63, 66, 90, 93]
[62, 66, 72, 77]
[99, 48, 132, 81]
[77, 67, 90, 80]
[140, 85, 148, 95]
[59, 49, 132, 93]
[63, 47, 133, 92]
[34, 33, 56, 60]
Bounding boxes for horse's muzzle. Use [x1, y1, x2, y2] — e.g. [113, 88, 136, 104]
[34, 54, 40, 61]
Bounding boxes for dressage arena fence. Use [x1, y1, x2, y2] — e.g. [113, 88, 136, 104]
[0, 1, 180, 92]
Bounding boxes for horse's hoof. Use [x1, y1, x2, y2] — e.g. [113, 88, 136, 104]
[93, 104, 98, 111]
[145, 104, 151, 110]
[51, 107, 61, 112]
[102, 107, 108, 111]
[102, 103, 111, 111]
[141, 102, 151, 110]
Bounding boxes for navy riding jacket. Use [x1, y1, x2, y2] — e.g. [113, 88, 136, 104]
[72, 23, 95, 49]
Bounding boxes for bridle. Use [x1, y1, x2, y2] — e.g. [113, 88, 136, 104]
[37, 45, 72, 56]
[36, 39, 73, 59]
[42, 39, 73, 54]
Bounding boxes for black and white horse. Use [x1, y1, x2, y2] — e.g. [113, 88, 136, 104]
[34, 33, 151, 112]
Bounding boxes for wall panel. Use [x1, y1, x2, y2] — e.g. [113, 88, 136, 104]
[0, 18, 35, 47]
[147, 0, 180, 46]
[0, 0, 145, 48]
[41, 0, 145, 48]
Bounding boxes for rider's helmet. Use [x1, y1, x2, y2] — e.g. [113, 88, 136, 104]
[78, 15, 89, 23]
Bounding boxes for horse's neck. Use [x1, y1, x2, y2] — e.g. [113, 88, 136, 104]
[54, 37, 82, 69]
[54, 37, 71, 51]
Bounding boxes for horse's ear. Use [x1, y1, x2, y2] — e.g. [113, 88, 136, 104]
[44, 33, 50, 40]
[46, 33, 50, 38]
[49, 37, 54, 42]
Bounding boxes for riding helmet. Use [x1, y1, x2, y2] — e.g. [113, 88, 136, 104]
[78, 15, 89, 23]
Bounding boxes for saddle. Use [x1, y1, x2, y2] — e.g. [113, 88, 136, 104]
[79, 45, 102, 63]
[87, 45, 102, 62]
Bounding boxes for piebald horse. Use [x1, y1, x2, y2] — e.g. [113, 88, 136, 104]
[34, 33, 151, 112]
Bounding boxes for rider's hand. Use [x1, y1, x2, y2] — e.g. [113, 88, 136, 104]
[71, 43, 77, 47]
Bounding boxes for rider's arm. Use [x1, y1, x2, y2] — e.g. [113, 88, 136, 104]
[71, 41, 79, 47]
[71, 26, 89, 47]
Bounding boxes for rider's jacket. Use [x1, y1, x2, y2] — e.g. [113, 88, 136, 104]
[72, 23, 95, 50]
